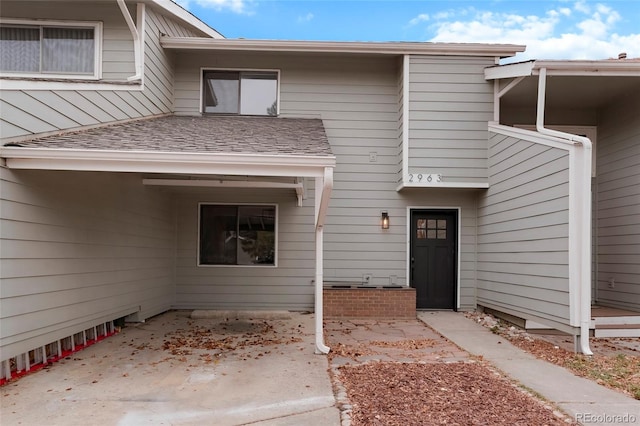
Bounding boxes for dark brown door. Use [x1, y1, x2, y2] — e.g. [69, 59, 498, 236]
[410, 210, 457, 309]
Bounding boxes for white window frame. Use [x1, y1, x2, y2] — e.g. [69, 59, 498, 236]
[0, 18, 103, 80]
[197, 202, 279, 268]
[199, 67, 281, 115]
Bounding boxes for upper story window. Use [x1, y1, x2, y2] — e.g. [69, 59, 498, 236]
[202, 70, 278, 116]
[0, 19, 102, 79]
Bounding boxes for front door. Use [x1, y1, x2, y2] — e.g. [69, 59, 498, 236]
[410, 210, 457, 309]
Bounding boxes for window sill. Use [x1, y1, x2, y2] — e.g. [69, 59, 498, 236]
[0, 77, 142, 91]
[197, 264, 278, 268]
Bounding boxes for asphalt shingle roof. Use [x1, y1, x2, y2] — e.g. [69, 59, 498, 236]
[7, 115, 333, 157]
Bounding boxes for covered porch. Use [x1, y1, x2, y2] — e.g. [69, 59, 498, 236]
[591, 305, 640, 338]
[484, 57, 640, 343]
[0, 114, 336, 381]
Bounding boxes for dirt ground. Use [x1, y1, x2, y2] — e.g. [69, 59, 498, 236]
[466, 311, 640, 400]
[325, 319, 575, 426]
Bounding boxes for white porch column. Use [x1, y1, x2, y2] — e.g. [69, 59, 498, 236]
[314, 167, 333, 354]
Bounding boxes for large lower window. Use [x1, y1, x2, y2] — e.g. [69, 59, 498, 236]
[199, 204, 276, 266]
[0, 20, 100, 78]
[203, 70, 278, 115]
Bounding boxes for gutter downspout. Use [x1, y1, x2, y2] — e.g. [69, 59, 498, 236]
[314, 167, 333, 354]
[117, 0, 143, 81]
[536, 67, 593, 355]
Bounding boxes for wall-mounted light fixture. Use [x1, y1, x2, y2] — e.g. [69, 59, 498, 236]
[381, 211, 389, 229]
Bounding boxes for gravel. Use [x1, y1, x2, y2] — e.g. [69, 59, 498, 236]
[338, 362, 572, 426]
[326, 319, 575, 425]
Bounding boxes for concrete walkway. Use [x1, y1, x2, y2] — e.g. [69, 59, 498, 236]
[418, 311, 640, 426]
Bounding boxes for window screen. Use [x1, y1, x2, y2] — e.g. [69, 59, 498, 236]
[203, 70, 278, 116]
[0, 24, 96, 75]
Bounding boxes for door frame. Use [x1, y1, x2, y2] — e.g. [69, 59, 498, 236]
[406, 206, 461, 310]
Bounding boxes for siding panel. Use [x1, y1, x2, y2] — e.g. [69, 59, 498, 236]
[173, 53, 479, 310]
[407, 56, 494, 184]
[0, 168, 176, 361]
[596, 90, 640, 310]
[477, 131, 571, 325]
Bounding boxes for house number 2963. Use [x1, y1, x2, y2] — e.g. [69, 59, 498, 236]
[408, 173, 443, 183]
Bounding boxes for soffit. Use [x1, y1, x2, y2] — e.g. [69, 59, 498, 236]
[501, 75, 640, 109]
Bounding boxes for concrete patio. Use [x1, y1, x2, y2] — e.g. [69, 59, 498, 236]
[0, 310, 340, 426]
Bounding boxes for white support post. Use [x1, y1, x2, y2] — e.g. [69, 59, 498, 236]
[493, 79, 499, 122]
[314, 225, 328, 354]
[2, 360, 10, 380]
[41, 346, 48, 365]
[16, 354, 25, 372]
[536, 67, 593, 355]
[314, 168, 333, 354]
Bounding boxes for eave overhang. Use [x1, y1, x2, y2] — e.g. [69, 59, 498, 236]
[485, 59, 640, 80]
[0, 147, 336, 178]
[160, 36, 525, 58]
[147, 0, 224, 39]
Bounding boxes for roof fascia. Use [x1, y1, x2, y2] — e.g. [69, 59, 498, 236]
[531, 60, 640, 76]
[486, 59, 640, 79]
[0, 147, 335, 178]
[485, 61, 535, 80]
[147, 0, 224, 39]
[160, 36, 525, 58]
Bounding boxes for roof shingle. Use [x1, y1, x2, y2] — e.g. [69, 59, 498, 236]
[8, 115, 334, 157]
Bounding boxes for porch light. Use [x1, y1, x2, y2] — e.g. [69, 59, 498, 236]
[381, 211, 389, 229]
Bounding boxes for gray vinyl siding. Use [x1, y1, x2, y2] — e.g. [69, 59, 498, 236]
[477, 131, 572, 326]
[397, 57, 405, 184]
[0, 2, 188, 140]
[595, 91, 640, 311]
[0, 168, 176, 361]
[174, 191, 317, 310]
[173, 188, 479, 311]
[173, 52, 480, 309]
[407, 56, 495, 184]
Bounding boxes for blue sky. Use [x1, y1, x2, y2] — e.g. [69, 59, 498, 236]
[175, 0, 640, 61]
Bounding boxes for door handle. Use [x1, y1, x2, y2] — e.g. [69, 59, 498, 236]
[410, 257, 414, 283]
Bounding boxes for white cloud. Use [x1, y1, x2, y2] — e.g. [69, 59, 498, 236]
[175, 0, 252, 15]
[574, 0, 590, 14]
[433, 11, 452, 20]
[297, 12, 314, 23]
[416, 1, 639, 61]
[408, 13, 429, 26]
